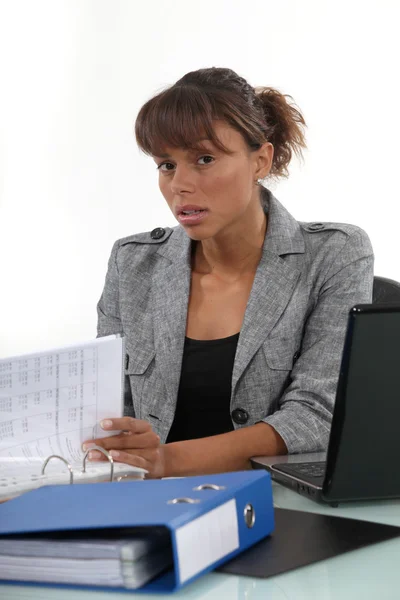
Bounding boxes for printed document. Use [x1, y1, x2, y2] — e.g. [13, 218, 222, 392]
[0, 336, 124, 478]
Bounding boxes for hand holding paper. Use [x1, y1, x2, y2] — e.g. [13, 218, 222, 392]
[0, 336, 146, 501]
[83, 416, 164, 478]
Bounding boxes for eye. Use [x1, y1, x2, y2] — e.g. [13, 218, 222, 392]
[156, 162, 174, 172]
[198, 155, 214, 165]
[156, 155, 214, 173]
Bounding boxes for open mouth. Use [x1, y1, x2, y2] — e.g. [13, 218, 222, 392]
[177, 208, 208, 225]
[180, 209, 205, 216]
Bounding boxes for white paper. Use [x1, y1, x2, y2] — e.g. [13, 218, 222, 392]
[0, 336, 124, 473]
[175, 499, 239, 584]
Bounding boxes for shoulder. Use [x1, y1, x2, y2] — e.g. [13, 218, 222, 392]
[116, 226, 175, 247]
[300, 220, 367, 238]
[106, 225, 179, 272]
[299, 220, 373, 258]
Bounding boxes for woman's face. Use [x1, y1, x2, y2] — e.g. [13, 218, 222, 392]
[152, 121, 273, 241]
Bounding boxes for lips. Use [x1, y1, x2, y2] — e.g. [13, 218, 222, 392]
[176, 204, 206, 216]
[176, 204, 208, 226]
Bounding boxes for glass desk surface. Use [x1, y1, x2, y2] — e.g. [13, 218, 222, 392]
[1, 471, 399, 600]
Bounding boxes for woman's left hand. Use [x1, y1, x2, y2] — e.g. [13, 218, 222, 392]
[82, 417, 165, 479]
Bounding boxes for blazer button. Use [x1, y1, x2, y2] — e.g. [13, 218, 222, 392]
[232, 408, 249, 425]
[308, 223, 324, 231]
[151, 227, 166, 240]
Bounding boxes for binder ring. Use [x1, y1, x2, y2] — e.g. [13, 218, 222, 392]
[244, 503, 256, 528]
[82, 445, 114, 482]
[167, 497, 201, 504]
[193, 483, 226, 491]
[41, 455, 74, 484]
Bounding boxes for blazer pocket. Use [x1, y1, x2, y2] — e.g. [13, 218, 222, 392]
[262, 339, 295, 371]
[125, 343, 155, 375]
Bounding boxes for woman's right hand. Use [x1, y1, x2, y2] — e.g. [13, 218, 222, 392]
[82, 417, 165, 478]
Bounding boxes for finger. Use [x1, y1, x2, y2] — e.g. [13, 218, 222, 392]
[87, 447, 159, 467]
[86, 449, 108, 461]
[100, 417, 152, 435]
[109, 450, 151, 472]
[88, 431, 159, 452]
[82, 438, 111, 452]
[82, 436, 122, 453]
[82, 419, 155, 450]
[85, 430, 159, 452]
[105, 431, 160, 451]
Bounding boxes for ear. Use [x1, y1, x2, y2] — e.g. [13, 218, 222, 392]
[254, 142, 274, 179]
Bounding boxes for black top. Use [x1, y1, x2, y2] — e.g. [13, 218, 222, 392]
[166, 333, 239, 443]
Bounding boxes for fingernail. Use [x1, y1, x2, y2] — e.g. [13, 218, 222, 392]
[82, 443, 96, 451]
[101, 420, 113, 429]
[88, 450, 102, 460]
[109, 450, 120, 458]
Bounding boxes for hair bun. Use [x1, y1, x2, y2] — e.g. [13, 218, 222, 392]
[254, 87, 307, 178]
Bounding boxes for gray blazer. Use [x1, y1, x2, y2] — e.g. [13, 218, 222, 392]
[97, 190, 374, 453]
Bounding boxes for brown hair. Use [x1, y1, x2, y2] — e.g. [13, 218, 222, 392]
[135, 67, 307, 180]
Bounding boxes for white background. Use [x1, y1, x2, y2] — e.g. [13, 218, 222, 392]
[0, 0, 399, 357]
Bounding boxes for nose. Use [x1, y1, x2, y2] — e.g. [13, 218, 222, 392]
[169, 164, 195, 194]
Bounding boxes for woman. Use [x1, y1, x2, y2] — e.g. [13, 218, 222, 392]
[83, 67, 374, 477]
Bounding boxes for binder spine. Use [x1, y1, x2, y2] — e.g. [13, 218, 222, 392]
[172, 497, 239, 586]
[165, 472, 274, 590]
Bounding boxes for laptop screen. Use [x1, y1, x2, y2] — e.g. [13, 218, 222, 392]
[324, 304, 400, 501]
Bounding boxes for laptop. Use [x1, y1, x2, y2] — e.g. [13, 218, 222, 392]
[251, 304, 400, 506]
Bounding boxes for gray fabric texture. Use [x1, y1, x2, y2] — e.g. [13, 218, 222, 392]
[97, 190, 374, 452]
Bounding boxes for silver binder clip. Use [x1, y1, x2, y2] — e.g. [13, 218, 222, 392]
[167, 497, 201, 504]
[193, 483, 226, 491]
[41, 455, 74, 484]
[82, 445, 114, 482]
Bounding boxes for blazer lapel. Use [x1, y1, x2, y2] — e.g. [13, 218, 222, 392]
[151, 228, 192, 412]
[150, 190, 305, 408]
[231, 250, 300, 392]
[232, 191, 305, 392]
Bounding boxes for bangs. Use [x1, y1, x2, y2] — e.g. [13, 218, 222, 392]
[134, 86, 236, 157]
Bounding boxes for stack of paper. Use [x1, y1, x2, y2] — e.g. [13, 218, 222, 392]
[0, 528, 172, 589]
[0, 335, 146, 500]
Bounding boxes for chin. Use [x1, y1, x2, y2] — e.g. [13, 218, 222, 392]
[180, 224, 216, 242]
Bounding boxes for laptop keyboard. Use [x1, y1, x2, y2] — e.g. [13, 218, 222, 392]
[272, 461, 326, 484]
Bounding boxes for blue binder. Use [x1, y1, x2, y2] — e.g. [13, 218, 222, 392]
[0, 470, 274, 593]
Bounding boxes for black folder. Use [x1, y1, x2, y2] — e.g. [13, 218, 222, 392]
[218, 508, 400, 579]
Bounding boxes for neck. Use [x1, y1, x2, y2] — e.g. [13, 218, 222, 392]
[194, 203, 267, 278]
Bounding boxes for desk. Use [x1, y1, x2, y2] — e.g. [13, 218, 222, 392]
[1, 480, 399, 600]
